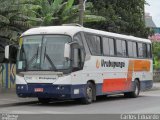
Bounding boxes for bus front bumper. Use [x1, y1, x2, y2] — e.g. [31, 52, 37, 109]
[16, 84, 86, 100]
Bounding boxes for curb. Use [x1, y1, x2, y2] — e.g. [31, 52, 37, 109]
[150, 87, 160, 91]
[147, 82, 160, 91]
[0, 88, 16, 94]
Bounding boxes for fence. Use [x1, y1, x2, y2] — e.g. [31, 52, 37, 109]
[153, 71, 160, 82]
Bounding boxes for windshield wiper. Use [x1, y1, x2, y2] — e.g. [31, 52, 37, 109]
[44, 46, 57, 71]
[28, 46, 39, 68]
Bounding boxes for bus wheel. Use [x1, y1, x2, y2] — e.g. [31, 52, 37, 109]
[38, 98, 51, 104]
[124, 80, 140, 98]
[81, 82, 94, 104]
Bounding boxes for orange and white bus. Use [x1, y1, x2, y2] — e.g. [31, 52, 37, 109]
[5, 25, 153, 104]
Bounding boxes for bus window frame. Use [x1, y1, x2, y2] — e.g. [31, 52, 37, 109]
[82, 32, 152, 59]
[84, 32, 103, 56]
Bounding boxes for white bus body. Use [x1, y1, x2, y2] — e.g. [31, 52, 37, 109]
[16, 25, 153, 104]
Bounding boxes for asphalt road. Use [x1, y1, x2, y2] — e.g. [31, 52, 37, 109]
[0, 86, 160, 114]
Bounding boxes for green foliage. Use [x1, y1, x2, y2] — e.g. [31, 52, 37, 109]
[35, 0, 78, 25]
[0, 0, 41, 43]
[35, 0, 105, 25]
[0, 0, 156, 65]
[0, 0, 105, 43]
[85, 0, 152, 38]
[152, 42, 160, 70]
[0, 0, 153, 43]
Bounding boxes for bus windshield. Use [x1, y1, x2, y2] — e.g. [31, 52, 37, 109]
[17, 35, 71, 71]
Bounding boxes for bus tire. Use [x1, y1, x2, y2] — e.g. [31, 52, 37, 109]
[38, 98, 50, 104]
[124, 80, 140, 98]
[80, 82, 94, 104]
[98, 95, 108, 99]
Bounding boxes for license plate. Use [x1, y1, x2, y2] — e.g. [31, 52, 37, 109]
[34, 88, 44, 92]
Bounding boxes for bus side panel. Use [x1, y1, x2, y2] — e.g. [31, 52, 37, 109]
[132, 60, 153, 91]
[77, 56, 153, 96]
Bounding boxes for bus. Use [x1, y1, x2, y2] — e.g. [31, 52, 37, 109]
[5, 25, 153, 104]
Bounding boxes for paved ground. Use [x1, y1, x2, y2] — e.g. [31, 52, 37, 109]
[0, 83, 160, 114]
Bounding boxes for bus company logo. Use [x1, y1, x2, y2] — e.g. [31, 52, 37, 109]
[101, 59, 125, 68]
[96, 59, 125, 69]
[96, 60, 100, 68]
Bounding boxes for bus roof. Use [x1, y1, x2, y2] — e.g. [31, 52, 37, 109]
[21, 26, 151, 43]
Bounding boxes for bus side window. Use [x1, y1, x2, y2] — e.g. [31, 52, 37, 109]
[127, 41, 137, 58]
[133, 42, 137, 58]
[116, 39, 127, 57]
[109, 38, 115, 56]
[122, 40, 127, 57]
[102, 37, 115, 56]
[85, 33, 102, 56]
[142, 43, 147, 58]
[116, 39, 122, 56]
[138, 43, 143, 58]
[102, 37, 110, 56]
[127, 41, 133, 57]
[147, 44, 151, 58]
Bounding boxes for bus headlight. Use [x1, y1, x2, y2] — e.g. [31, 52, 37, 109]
[21, 86, 24, 89]
[56, 86, 65, 90]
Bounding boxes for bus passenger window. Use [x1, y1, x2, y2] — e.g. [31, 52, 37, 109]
[133, 42, 137, 57]
[147, 44, 152, 58]
[142, 43, 147, 58]
[116, 39, 123, 57]
[85, 34, 101, 55]
[122, 40, 127, 57]
[138, 43, 143, 58]
[103, 37, 110, 56]
[109, 38, 115, 56]
[127, 41, 133, 57]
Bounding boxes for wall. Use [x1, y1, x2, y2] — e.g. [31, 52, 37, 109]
[0, 64, 16, 91]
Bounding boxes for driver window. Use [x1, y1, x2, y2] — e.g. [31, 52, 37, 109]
[73, 33, 85, 69]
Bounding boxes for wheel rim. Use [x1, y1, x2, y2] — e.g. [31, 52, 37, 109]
[87, 87, 93, 102]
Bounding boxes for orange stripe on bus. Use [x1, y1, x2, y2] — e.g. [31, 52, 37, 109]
[126, 60, 134, 90]
[102, 78, 126, 92]
[102, 60, 151, 93]
[133, 60, 150, 72]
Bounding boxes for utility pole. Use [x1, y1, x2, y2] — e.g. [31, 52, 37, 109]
[79, 0, 84, 26]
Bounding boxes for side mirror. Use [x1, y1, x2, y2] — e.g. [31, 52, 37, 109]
[5, 45, 9, 59]
[64, 43, 71, 59]
[64, 41, 79, 59]
[5, 45, 18, 63]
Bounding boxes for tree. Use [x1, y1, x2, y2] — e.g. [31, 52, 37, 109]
[34, 0, 105, 26]
[152, 42, 160, 70]
[0, 0, 41, 43]
[33, 0, 76, 25]
[0, 0, 41, 62]
[84, 0, 152, 38]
